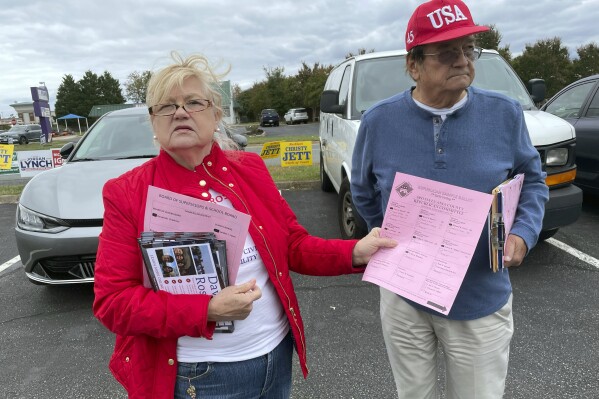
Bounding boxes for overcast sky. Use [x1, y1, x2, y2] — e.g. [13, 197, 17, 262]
[1, 0, 598, 119]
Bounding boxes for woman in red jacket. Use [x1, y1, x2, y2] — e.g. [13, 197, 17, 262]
[92, 52, 396, 399]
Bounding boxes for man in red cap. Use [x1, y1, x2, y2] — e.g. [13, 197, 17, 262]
[351, 1, 549, 397]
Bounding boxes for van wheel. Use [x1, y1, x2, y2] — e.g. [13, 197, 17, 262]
[320, 152, 334, 192]
[338, 177, 367, 240]
[539, 228, 558, 241]
[19, 136, 28, 145]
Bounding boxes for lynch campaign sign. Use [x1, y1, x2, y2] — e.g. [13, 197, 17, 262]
[18, 150, 63, 177]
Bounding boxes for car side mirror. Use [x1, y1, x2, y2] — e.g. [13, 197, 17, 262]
[320, 90, 345, 114]
[59, 142, 75, 159]
[528, 79, 546, 103]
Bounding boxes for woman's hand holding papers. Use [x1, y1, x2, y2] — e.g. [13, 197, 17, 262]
[207, 279, 262, 321]
[504, 234, 528, 267]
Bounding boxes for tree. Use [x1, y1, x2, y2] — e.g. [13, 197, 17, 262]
[296, 62, 333, 120]
[475, 24, 512, 61]
[98, 71, 125, 105]
[263, 66, 288, 116]
[54, 70, 125, 119]
[345, 48, 375, 59]
[55, 74, 83, 120]
[512, 37, 572, 98]
[125, 70, 152, 104]
[571, 42, 599, 80]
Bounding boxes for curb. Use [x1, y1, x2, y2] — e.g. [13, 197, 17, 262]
[276, 180, 320, 191]
[0, 182, 321, 205]
[0, 195, 19, 205]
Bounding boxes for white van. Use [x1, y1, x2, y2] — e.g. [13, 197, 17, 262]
[319, 49, 582, 239]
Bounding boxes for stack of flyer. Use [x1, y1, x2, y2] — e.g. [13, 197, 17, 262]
[138, 231, 234, 333]
[490, 173, 525, 272]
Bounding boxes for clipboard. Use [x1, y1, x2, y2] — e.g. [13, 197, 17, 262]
[490, 173, 524, 272]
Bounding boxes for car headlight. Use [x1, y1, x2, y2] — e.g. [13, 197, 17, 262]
[16, 204, 69, 233]
[546, 148, 568, 166]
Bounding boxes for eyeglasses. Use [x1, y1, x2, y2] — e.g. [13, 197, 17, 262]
[149, 99, 212, 116]
[423, 47, 482, 65]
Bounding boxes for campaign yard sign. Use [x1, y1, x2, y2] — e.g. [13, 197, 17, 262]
[281, 141, 312, 167]
[0, 145, 19, 174]
[0, 145, 15, 170]
[260, 141, 281, 159]
[18, 149, 63, 177]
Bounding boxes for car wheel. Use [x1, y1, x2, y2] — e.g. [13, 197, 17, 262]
[275, 122, 279, 126]
[539, 228, 559, 241]
[19, 136, 28, 145]
[320, 151, 334, 192]
[304, 120, 308, 124]
[338, 177, 367, 240]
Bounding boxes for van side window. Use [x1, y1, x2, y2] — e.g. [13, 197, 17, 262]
[339, 65, 352, 110]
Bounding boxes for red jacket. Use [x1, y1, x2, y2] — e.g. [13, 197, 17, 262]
[93, 145, 361, 398]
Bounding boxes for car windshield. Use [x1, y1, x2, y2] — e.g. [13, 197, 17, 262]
[351, 51, 536, 119]
[473, 52, 536, 110]
[262, 109, 277, 115]
[70, 112, 158, 161]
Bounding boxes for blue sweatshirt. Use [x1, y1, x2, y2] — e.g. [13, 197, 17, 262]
[351, 86, 549, 320]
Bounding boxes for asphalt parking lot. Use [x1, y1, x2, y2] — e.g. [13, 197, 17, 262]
[1, 190, 598, 398]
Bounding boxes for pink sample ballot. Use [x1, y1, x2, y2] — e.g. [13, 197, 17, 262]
[143, 185, 251, 284]
[363, 172, 493, 315]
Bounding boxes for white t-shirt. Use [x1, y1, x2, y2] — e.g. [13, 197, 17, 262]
[177, 190, 289, 362]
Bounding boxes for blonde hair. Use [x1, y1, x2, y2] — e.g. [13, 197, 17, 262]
[147, 52, 239, 150]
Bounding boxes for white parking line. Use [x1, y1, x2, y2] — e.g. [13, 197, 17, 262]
[0, 255, 21, 273]
[546, 238, 599, 269]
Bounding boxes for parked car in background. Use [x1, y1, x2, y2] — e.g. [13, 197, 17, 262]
[319, 49, 582, 240]
[0, 124, 42, 144]
[284, 108, 309, 124]
[260, 109, 280, 127]
[541, 74, 599, 195]
[15, 106, 247, 285]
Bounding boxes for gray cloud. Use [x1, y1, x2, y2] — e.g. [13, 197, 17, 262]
[1, 0, 598, 118]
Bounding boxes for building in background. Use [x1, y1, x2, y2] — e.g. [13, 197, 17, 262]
[218, 80, 238, 125]
[8, 101, 56, 127]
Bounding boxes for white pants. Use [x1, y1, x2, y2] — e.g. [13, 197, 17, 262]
[380, 288, 513, 399]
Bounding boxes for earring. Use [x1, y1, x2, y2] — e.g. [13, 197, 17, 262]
[153, 136, 157, 139]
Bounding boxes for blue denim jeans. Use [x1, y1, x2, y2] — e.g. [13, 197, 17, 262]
[174, 332, 293, 399]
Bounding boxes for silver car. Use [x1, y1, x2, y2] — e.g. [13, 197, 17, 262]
[16, 106, 246, 285]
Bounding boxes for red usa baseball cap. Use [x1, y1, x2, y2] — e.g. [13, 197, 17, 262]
[405, 0, 489, 51]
